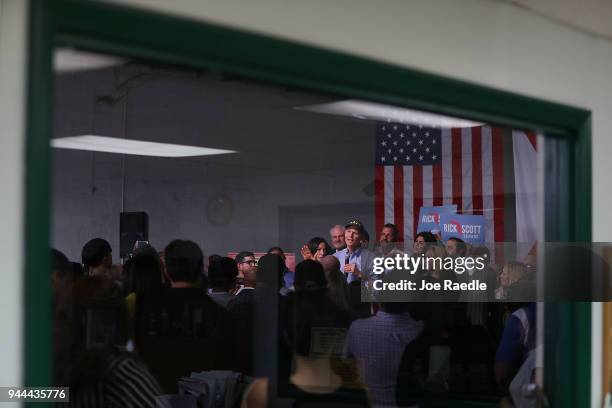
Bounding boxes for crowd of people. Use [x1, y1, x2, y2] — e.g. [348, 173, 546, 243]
[51, 220, 538, 407]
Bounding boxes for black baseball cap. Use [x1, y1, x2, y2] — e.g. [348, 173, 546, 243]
[345, 219, 365, 233]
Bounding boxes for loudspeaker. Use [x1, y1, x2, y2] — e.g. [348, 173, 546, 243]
[120, 211, 149, 258]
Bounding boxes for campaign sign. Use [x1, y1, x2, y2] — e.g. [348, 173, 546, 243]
[417, 205, 457, 233]
[440, 213, 487, 244]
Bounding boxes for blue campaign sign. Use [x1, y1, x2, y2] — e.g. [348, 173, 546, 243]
[417, 205, 457, 233]
[440, 213, 487, 244]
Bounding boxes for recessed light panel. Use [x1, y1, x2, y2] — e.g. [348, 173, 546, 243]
[51, 135, 237, 158]
[295, 99, 484, 128]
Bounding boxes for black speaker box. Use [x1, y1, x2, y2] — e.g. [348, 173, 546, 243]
[120, 211, 149, 258]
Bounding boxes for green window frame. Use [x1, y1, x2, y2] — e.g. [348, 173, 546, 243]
[25, 0, 592, 406]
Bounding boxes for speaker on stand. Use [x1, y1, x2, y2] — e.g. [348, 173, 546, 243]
[120, 211, 149, 259]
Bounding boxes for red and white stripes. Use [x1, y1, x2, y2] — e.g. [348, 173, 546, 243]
[375, 125, 506, 245]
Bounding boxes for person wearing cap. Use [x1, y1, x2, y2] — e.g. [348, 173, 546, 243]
[333, 220, 376, 284]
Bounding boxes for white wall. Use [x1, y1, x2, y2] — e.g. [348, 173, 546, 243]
[103, 0, 612, 243]
[52, 67, 377, 261]
[0, 0, 26, 388]
[500, 0, 612, 40]
[52, 150, 376, 262]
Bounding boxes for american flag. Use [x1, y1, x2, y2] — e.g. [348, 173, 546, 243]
[374, 122, 506, 244]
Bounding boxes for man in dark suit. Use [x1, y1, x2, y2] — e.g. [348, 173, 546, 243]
[227, 258, 257, 374]
[134, 239, 235, 391]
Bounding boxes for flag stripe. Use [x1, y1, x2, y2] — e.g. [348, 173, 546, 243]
[442, 128, 453, 206]
[423, 165, 433, 208]
[461, 128, 473, 213]
[393, 166, 404, 240]
[375, 166, 385, 236]
[403, 166, 413, 243]
[513, 130, 538, 261]
[492, 127, 505, 242]
[482, 126, 495, 243]
[433, 164, 443, 206]
[472, 127, 483, 215]
[412, 166, 423, 237]
[384, 166, 395, 225]
[526, 131, 537, 150]
[451, 128, 463, 212]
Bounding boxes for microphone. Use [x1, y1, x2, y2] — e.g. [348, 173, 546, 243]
[345, 251, 351, 278]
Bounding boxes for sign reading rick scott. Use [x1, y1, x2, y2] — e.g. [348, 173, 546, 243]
[417, 205, 457, 234]
[439, 213, 486, 245]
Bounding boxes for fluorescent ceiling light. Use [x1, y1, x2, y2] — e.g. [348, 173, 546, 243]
[295, 99, 483, 128]
[52, 136, 237, 158]
[54, 48, 126, 73]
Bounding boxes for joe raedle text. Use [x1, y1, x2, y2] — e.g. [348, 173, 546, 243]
[372, 279, 487, 292]
[370, 253, 489, 293]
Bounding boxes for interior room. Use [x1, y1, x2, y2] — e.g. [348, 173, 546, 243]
[50, 48, 543, 405]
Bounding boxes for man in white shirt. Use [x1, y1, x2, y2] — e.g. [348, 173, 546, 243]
[329, 224, 346, 253]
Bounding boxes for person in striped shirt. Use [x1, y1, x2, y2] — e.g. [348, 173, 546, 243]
[57, 275, 163, 407]
[69, 348, 164, 408]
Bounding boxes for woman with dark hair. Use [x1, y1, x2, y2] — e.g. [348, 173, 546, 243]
[208, 256, 238, 307]
[267, 246, 294, 290]
[413, 231, 437, 256]
[496, 261, 535, 301]
[124, 250, 167, 321]
[300, 237, 331, 262]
